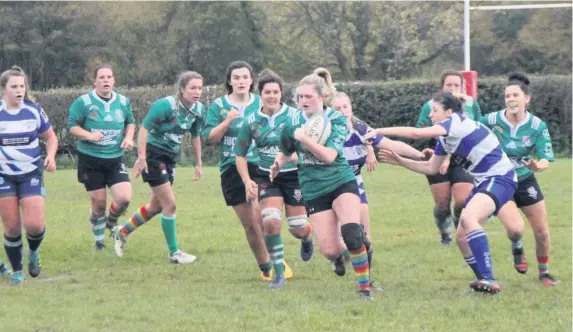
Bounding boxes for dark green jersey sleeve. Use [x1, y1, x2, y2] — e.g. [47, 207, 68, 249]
[142, 99, 170, 130]
[279, 122, 295, 156]
[67, 97, 86, 129]
[234, 121, 253, 157]
[472, 99, 483, 120]
[324, 116, 347, 156]
[125, 99, 136, 125]
[535, 122, 555, 161]
[415, 102, 432, 128]
[189, 104, 204, 138]
[202, 102, 223, 143]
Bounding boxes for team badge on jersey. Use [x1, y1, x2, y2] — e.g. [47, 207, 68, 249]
[115, 110, 124, 122]
[251, 122, 263, 137]
[89, 112, 98, 119]
[521, 136, 532, 146]
[492, 126, 504, 134]
[40, 109, 49, 121]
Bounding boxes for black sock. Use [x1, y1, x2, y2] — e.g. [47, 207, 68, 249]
[27, 228, 46, 252]
[4, 234, 23, 272]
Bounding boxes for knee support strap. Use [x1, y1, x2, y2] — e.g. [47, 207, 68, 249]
[287, 215, 307, 229]
[261, 208, 282, 222]
[341, 223, 364, 251]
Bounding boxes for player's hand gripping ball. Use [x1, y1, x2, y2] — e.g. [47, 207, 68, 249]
[304, 113, 331, 145]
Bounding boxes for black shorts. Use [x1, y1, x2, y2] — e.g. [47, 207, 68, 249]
[253, 168, 304, 207]
[77, 151, 129, 191]
[141, 143, 177, 187]
[426, 164, 473, 185]
[304, 180, 359, 216]
[220, 162, 259, 206]
[513, 175, 545, 208]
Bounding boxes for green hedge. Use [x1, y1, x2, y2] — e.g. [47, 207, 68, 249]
[35, 75, 572, 167]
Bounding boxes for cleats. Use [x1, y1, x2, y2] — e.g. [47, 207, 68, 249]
[470, 278, 501, 294]
[111, 226, 127, 257]
[269, 274, 287, 289]
[260, 269, 273, 281]
[300, 238, 314, 261]
[357, 289, 373, 301]
[94, 241, 106, 251]
[369, 280, 384, 292]
[512, 248, 528, 274]
[28, 250, 42, 278]
[440, 233, 452, 246]
[168, 250, 197, 264]
[8, 271, 24, 286]
[331, 255, 346, 276]
[539, 273, 558, 286]
[0, 264, 11, 277]
[283, 260, 293, 279]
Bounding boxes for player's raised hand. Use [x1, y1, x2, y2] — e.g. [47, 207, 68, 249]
[422, 148, 434, 159]
[522, 159, 545, 172]
[225, 108, 240, 123]
[293, 127, 306, 142]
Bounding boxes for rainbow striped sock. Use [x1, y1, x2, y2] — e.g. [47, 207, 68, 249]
[120, 205, 151, 237]
[107, 202, 123, 229]
[537, 256, 549, 275]
[349, 245, 370, 291]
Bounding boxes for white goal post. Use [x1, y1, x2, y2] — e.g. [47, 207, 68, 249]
[463, 0, 573, 70]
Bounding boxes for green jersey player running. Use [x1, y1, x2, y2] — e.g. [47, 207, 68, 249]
[203, 61, 293, 281]
[112, 71, 204, 264]
[481, 73, 558, 286]
[271, 73, 373, 300]
[235, 69, 314, 289]
[68, 64, 135, 251]
[415, 70, 480, 245]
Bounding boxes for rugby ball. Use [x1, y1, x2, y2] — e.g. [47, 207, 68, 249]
[304, 114, 332, 145]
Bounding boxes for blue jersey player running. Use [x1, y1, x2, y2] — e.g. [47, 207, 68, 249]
[0, 66, 58, 285]
[368, 92, 518, 294]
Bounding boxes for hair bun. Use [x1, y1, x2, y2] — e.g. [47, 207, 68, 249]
[10, 66, 23, 73]
[508, 72, 530, 86]
[258, 68, 277, 78]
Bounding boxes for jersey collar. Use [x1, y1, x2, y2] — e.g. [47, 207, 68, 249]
[90, 90, 117, 106]
[500, 109, 530, 137]
[224, 93, 255, 115]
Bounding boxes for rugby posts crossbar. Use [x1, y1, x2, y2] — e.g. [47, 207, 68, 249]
[470, 3, 573, 11]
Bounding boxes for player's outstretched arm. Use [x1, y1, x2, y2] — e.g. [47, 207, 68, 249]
[377, 137, 425, 159]
[380, 149, 445, 175]
[367, 125, 447, 141]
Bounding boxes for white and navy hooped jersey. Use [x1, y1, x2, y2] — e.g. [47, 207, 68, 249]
[343, 120, 383, 175]
[0, 100, 51, 176]
[434, 112, 515, 184]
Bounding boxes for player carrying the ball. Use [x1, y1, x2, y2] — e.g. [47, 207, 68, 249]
[234, 69, 314, 289]
[271, 73, 374, 300]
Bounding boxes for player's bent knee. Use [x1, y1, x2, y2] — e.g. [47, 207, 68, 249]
[287, 215, 307, 229]
[341, 223, 364, 251]
[261, 208, 282, 222]
[434, 206, 451, 220]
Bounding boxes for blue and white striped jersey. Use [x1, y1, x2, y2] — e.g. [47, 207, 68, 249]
[434, 112, 515, 184]
[343, 120, 383, 175]
[0, 100, 51, 175]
